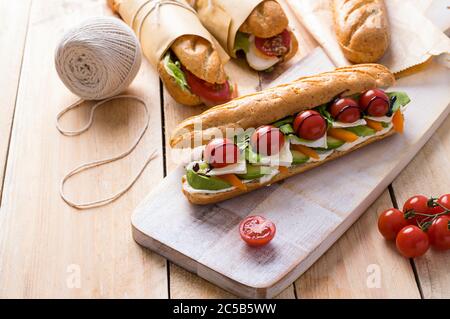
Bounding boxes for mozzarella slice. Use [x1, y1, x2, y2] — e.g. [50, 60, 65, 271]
[255, 140, 293, 167]
[332, 119, 367, 128]
[245, 36, 280, 71]
[289, 133, 328, 148]
[365, 115, 393, 123]
[207, 159, 247, 176]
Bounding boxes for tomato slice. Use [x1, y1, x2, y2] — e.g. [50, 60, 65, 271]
[239, 215, 276, 247]
[185, 69, 233, 105]
[254, 29, 291, 57]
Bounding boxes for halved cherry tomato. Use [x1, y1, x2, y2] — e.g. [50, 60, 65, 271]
[428, 216, 450, 250]
[378, 208, 409, 241]
[403, 194, 431, 225]
[396, 225, 430, 258]
[359, 89, 390, 117]
[239, 215, 276, 247]
[329, 98, 361, 123]
[204, 138, 238, 168]
[254, 29, 291, 57]
[185, 70, 232, 105]
[250, 125, 285, 156]
[293, 110, 327, 140]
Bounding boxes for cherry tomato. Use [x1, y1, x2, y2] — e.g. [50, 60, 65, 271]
[359, 89, 390, 117]
[254, 29, 291, 57]
[403, 194, 431, 225]
[437, 194, 450, 210]
[396, 225, 430, 258]
[378, 208, 409, 241]
[239, 215, 276, 247]
[204, 138, 238, 168]
[427, 216, 450, 250]
[293, 110, 327, 140]
[185, 70, 232, 105]
[250, 125, 285, 156]
[329, 98, 361, 123]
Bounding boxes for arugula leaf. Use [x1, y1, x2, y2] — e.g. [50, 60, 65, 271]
[273, 116, 294, 128]
[233, 32, 250, 54]
[387, 92, 411, 113]
[163, 53, 189, 91]
[316, 104, 334, 127]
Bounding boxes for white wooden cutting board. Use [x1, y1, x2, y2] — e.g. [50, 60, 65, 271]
[132, 60, 450, 299]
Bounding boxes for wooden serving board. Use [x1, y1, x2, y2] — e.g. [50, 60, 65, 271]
[132, 59, 450, 298]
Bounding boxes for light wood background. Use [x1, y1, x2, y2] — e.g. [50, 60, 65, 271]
[0, 0, 448, 298]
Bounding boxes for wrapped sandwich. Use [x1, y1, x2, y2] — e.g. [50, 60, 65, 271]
[170, 64, 411, 205]
[190, 0, 299, 71]
[108, 0, 236, 106]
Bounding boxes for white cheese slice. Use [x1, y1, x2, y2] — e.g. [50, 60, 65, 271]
[254, 140, 293, 167]
[332, 119, 367, 128]
[207, 159, 247, 176]
[289, 133, 328, 148]
[259, 168, 279, 184]
[336, 123, 393, 152]
[245, 36, 280, 71]
[308, 150, 334, 163]
[365, 115, 393, 123]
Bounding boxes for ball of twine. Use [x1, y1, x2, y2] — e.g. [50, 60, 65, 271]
[55, 16, 142, 100]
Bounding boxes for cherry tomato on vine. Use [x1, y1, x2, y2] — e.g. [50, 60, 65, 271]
[437, 194, 450, 210]
[359, 89, 390, 117]
[329, 98, 361, 123]
[396, 225, 430, 258]
[427, 216, 450, 250]
[204, 138, 239, 168]
[403, 194, 431, 225]
[293, 110, 327, 140]
[378, 208, 409, 241]
[250, 125, 285, 156]
[239, 215, 276, 247]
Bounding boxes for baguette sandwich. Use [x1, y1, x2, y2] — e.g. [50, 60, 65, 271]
[170, 64, 411, 205]
[109, 0, 236, 106]
[191, 0, 298, 71]
[332, 0, 390, 63]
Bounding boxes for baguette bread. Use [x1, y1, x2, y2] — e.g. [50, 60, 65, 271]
[239, 0, 288, 38]
[182, 128, 395, 205]
[332, 0, 390, 63]
[170, 64, 395, 148]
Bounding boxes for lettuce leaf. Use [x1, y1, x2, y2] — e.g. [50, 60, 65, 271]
[387, 92, 411, 113]
[233, 32, 250, 54]
[163, 53, 189, 91]
[316, 104, 334, 127]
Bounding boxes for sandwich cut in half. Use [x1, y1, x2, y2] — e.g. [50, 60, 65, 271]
[170, 64, 411, 205]
[192, 0, 298, 72]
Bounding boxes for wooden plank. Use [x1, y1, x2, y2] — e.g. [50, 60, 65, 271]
[0, 0, 32, 201]
[0, 0, 167, 298]
[391, 115, 450, 299]
[294, 190, 421, 298]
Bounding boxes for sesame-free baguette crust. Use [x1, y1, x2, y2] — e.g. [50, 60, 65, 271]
[182, 128, 396, 205]
[170, 64, 395, 148]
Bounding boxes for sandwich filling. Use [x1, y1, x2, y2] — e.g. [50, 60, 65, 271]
[183, 90, 411, 194]
[163, 52, 235, 105]
[234, 30, 293, 71]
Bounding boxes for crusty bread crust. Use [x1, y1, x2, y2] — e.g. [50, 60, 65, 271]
[239, 0, 289, 38]
[170, 64, 395, 148]
[158, 59, 202, 106]
[171, 35, 227, 84]
[333, 0, 390, 63]
[182, 128, 396, 204]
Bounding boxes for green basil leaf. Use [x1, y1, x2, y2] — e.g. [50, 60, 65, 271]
[279, 123, 295, 135]
[233, 32, 250, 54]
[316, 104, 334, 127]
[163, 53, 189, 91]
[245, 147, 260, 164]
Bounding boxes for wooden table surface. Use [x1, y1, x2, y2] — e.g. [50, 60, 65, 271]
[0, 0, 448, 299]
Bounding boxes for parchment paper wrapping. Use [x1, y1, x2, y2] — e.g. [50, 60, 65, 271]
[194, 0, 264, 57]
[113, 0, 229, 67]
[287, 0, 450, 73]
